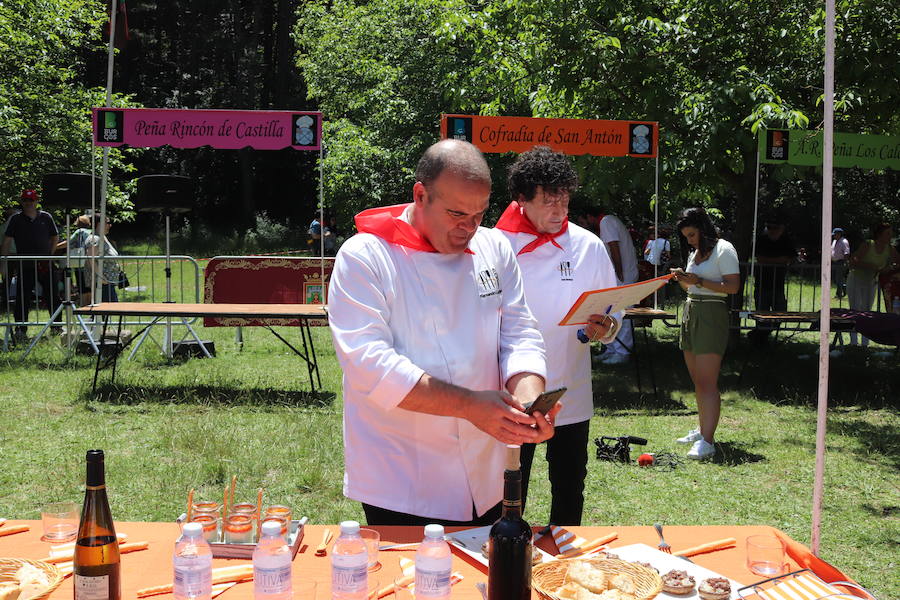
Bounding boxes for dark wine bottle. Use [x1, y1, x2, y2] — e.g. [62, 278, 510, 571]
[487, 445, 532, 600]
[74, 450, 121, 600]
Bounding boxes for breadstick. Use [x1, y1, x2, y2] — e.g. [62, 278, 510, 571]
[0, 525, 29, 538]
[230, 475, 237, 508]
[187, 488, 195, 522]
[674, 537, 737, 557]
[43, 541, 149, 563]
[375, 575, 413, 599]
[555, 532, 617, 558]
[136, 566, 253, 597]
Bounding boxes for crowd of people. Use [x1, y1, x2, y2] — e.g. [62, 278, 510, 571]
[1, 189, 124, 343]
[5, 142, 897, 526]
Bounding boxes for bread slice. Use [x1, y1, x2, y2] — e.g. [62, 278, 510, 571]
[610, 573, 637, 595]
[568, 562, 609, 594]
[0, 583, 22, 600]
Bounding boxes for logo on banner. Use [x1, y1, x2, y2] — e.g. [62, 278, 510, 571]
[766, 130, 789, 161]
[447, 116, 473, 142]
[97, 110, 124, 143]
[292, 113, 318, 146]
[559, 260, 574, 281]
[629, 124, 653, 155]
[476, 267, 501, 297]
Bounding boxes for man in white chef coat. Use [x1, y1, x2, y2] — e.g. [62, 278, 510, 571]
[328, 139, 559, 526]
[495, 146, 621, 525]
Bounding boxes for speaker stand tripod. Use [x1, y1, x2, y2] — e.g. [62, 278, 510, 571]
[23, 213, 99, 358]
[128, 210, 210, 359]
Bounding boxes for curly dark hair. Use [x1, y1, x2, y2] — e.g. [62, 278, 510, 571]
[676, 207, 720, 258]
[507, 146, 578, 202]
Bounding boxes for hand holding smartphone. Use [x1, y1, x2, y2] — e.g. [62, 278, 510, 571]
[523, 387, 567, 415]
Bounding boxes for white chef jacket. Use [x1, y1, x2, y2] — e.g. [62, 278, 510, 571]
[599, 214, 639, 284]
[498, 222, 621, 426]
[328, 213, 547, 521]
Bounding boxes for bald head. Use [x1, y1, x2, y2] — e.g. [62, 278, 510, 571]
[415, 139, 491, 189]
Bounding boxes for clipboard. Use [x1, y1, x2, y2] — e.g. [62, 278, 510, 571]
[558, 274, 673, 326]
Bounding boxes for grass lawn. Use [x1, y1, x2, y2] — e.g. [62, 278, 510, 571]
[0, 275, 897, 598]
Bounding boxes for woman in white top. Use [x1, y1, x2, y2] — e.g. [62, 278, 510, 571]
[670, 208, 740, 460]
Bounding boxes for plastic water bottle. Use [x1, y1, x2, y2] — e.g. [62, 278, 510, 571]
[253, 520, 293, 600]
[415, 524, 452, 599]
[174, 522, 213, 600]
[331, 521, 368, 600]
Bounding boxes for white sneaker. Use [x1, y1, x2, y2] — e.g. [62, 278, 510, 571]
[676, 429, 702, 444]
[686, 439, 716, 460]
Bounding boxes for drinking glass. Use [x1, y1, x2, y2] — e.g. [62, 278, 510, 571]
[359, 528, 381, 571]
[224, 513, 255, 543]
[190, 513, 220, 543]
[746, 535, 786, 577]
[41, 501, 79, 543]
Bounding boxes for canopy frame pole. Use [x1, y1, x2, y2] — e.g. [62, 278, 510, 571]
[96, 0, 118, 309]
[653, 151, 660, 309]
[750, 139, 761, 298]
[812, 0, 836, 556]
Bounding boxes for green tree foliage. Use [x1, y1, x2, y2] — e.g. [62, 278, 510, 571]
[0, 0, 135, 218]
[105, 0, 315, 234]
[296, 0, 898, 254]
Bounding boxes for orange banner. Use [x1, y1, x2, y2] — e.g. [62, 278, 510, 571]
[441, 114, 657, 157]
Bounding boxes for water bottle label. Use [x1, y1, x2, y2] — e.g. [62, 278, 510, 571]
[255, 565, 292, 595]
[415, 567, 451, 597]
[331, 564, 367, 593]
[174, 566, 212, 597]
[74, 575, 109, 600]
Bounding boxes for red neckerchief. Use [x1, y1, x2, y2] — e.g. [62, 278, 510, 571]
[354, 203, 474, 254]
[495, 201, 568, 255]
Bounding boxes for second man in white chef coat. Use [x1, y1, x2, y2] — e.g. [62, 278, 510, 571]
[496, 146, 621, 525]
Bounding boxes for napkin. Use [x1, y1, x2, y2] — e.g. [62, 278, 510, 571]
[772, 531, 854, 585]
[551, 526, 617, 558]
[739, 571, 848, 600]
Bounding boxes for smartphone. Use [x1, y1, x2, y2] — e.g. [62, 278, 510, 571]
[524, 387, 567, 415]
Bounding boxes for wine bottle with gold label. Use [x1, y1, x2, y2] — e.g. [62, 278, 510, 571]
[74, 450, 121, 600]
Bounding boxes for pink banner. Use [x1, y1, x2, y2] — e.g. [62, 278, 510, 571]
[92, 108, 321, 150]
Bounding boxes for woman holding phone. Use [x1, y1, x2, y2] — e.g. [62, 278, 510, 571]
[670, 208, 740, 460]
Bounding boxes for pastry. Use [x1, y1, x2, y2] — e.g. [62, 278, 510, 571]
[568, 561, 609, 593]
[574, 588, 604, 600]
[698, 577, 731, 600]
[661, 569, 696, 596]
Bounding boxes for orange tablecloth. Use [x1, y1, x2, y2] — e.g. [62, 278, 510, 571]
[0, 522, 845, 600]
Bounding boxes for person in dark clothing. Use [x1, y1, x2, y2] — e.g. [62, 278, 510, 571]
[750, 214, 796, 344]
[1, 189, 60, 340]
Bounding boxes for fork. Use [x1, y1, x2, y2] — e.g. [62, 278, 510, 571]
[654, 523, 672, 554]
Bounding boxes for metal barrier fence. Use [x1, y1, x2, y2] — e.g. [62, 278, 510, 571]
[663, 261, 886, 330]
[1, 254, 201, 350]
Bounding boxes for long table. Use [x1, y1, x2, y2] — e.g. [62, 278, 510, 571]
[73, 303, 328, 393]
[0, 521, 853, 600]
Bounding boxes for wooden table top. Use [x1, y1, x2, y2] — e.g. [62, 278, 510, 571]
[73, 302, 328, 320]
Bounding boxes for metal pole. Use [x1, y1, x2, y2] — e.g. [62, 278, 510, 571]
[96, 0, 118, 308]
[319, 141, 325, 295]
[653, 150, 660, 309]
[812, 0, 835, 556]
[750, 140, 761, 291]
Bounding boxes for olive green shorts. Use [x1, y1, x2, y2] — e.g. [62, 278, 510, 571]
[680, 296, 729, 355]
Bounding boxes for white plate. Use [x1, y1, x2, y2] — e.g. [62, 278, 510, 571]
[611, 543, 742, 600]
[447, 525, 555, 568]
